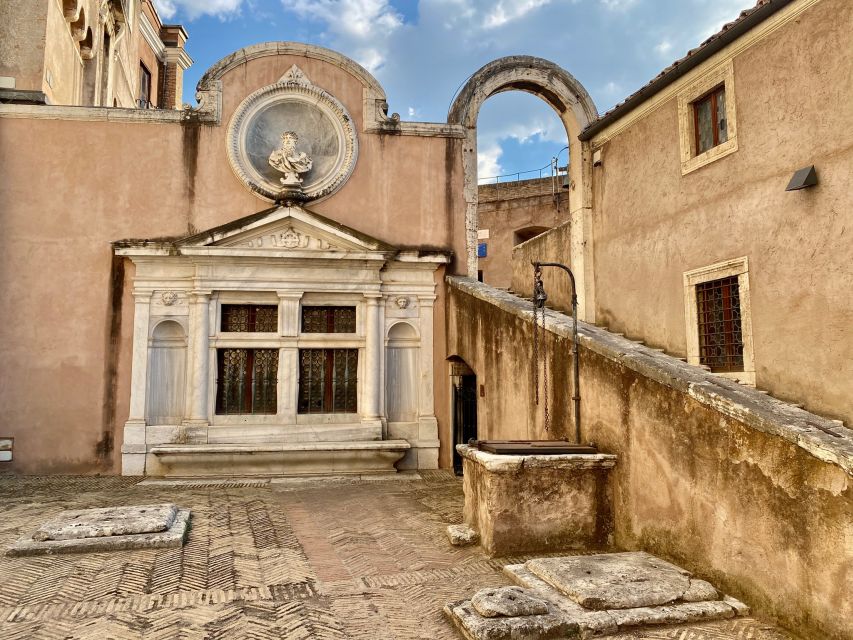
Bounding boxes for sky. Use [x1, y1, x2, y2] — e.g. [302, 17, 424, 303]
[153, 0, 755, 181]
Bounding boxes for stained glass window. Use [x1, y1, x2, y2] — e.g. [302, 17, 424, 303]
[298, 349, 358, 413]
[215, 348, 278, 414]
[221, 304, 278, 332]
[693, 86, 727, 155]
[301, 306, 356, 333]
[696, 276, 743, 373]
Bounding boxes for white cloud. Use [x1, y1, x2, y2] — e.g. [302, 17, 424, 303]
[477, 143, 504, 181]
[483, 0, 553, 29]
[598, 0, 638, 11]
[153, 0, 244, 20]
[654, 39, 672, 56]
[280, 0, 404, 71]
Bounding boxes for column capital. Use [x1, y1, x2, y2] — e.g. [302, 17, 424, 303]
[364, 293, 383, 303]
[277, 291, 304, 300]
[189, 290, 212, 300]
[132, 290, 154, 301]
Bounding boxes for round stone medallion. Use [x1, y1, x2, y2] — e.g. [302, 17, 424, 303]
[227, 66, 358, 202]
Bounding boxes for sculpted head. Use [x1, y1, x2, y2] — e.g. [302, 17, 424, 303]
[280, 131, 299, 153]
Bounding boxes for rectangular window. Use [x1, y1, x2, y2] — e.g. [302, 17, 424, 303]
[298, 348, 358, 414]
[215, 348, 278, 414]
[693, 86, 727, 155]
[138, 62, 151, 109]
[221, 304, 278, 332]
[695, 276, 743, 372]
[301, 306, 356, 333]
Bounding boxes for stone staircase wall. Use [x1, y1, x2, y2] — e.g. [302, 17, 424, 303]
[446, 276, 852, 640]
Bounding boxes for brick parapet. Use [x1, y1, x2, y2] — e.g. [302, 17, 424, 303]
[478, 177, 555, 203]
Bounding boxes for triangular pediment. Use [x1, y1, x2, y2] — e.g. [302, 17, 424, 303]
[179, 205, 395, 254]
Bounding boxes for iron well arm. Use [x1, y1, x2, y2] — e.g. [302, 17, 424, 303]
[532, 261, 581, 443]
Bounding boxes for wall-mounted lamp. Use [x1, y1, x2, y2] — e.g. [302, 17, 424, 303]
[786, 165, 818, 191]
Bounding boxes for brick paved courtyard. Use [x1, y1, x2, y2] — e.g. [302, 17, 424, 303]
[0, 472, 794, 639]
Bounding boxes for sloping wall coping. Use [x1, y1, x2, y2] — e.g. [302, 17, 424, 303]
[457, 444, 617, 472]
[447, 276, 853, 476]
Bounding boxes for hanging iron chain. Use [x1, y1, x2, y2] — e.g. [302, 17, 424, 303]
[532, 264, 550, 433]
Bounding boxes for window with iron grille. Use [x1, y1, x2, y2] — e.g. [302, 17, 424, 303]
[301, 306, 356, 333]
[215, 348, 278, 414]
[298, 349, 358, 414]
[693, 85, 727, 155]
[221, 304, 278, 332]
[695, 276, 743, 372]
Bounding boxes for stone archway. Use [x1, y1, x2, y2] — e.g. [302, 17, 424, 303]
[448, 56, 598, 320]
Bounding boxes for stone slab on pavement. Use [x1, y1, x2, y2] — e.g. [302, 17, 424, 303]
[7, 507, 191, 556]
[31, 504, 178, 541]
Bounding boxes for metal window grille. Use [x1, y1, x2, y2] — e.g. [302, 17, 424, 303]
[298, 348, 358, 414]
[301, 306, 356, 333]
[221, 304, 278, 332]
[696, 276, 744, 372]
[215, 348, 278, 414]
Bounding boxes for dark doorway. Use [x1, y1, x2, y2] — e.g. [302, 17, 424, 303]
[452, 373, 478, 475]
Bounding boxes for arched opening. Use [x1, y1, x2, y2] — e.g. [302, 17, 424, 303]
[475, 92, 566, 288]
[448, 56, 598, 320]
[448, 356, 477, 475]
[514, 225, 551, 247]
[63, 0, 80, 20]
[385, 322, 419, 423]
[146, 320, 187, 425]
[70, 7, 86, 42]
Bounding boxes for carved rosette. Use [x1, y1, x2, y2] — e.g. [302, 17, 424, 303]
[226, 66, 358, 203]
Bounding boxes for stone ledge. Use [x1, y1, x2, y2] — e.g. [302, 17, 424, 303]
[457, 444, 617, 473]
[447, 276, 853, 476]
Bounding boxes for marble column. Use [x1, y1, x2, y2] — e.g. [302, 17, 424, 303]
[361, 294, 384, 437]
[122, 290, 151, 476]
[278, 292, 302, 423]
[416, 295, 439, 469]
[186, 290, 211, 427]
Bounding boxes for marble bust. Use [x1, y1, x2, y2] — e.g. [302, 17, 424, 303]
[268, 131, 313, 186]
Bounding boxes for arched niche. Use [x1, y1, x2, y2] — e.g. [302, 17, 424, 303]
[385, 322, 420, 423]
[514, 225, 551, 246]
[63, 0, 80, 21]
[146, 320, 187, 425]
[70, 7, 86, 42]
[448, 56, 598, 320]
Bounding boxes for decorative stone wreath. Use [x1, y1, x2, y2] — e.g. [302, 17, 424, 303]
[226, 65, 359, 203]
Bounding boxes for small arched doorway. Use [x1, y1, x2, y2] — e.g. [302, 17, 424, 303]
[449, 357, 477, 474]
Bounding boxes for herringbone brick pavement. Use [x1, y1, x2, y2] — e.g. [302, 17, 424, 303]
[0, 473, 796, 639]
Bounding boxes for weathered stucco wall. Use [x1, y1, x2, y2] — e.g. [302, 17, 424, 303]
[588, 0, 853, 426]
[510, 219, 572, 312]
[447, 278, 852, 640]
[0, 49, 466, 473]
[476, 177, 566, 288]
[0, 0, 48, 94]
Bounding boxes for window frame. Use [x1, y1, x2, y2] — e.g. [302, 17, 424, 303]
[683, 257, 755, 385]
[692, 85, 727, 155]
[677, 60, 738, 175]
[138, 61, 152, 109]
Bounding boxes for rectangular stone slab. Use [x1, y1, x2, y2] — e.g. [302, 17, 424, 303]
[7, 509, 190, 556]
[31, 504, 178, 541]
[526, 552, 697, 610]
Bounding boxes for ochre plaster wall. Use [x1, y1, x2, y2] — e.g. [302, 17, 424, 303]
[589, 0, 853, 425]
[42, 0, 84, 105]
[447, 282, 852, 640]
[0, 51, 465, 473]
[476, 177, 566, 288]
[510, 219, 573, 311]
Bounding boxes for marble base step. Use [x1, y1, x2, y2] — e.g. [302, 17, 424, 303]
[146, 440, 410, 477]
